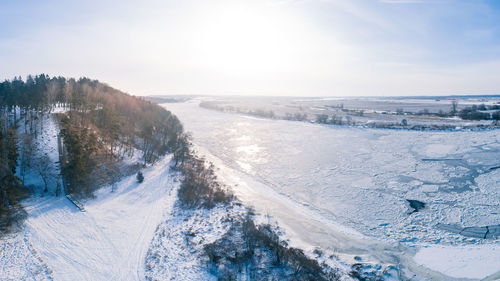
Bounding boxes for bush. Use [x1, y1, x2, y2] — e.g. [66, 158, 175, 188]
[178, 155, 233, 208]
[203, 212, 340, 280]
[492, 111, 500, 121]
[136, 171, 144, 183]
[315, 114, 329, 124]
[459, 107, 490, 120]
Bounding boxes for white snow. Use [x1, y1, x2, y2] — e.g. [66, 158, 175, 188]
[0, 233, 52, 280]
[163, 100, 500, 280]
[145, 205, 232, 281]
[145, 190, 356, 281]
[414, 244, 500, 279]
[3, 99, 499, 280]
[421, 143, 457, 158]
[17, 112, 61, 194]
[19, 155, 177, 280]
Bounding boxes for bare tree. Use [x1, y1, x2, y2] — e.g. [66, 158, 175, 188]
[451, 100, 458, 115]
[55, 176, 62, 197]
[36, 154, 52, 193]
[20, 134, 34, 182]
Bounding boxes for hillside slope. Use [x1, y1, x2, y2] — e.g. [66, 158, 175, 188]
[2, 155, 177, 280]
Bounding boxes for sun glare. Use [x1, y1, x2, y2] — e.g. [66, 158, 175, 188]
[189, 3, 300, 75]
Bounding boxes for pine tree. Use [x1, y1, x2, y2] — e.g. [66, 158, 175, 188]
[6, 125, 18, 174]
[0, 121, 9, 210]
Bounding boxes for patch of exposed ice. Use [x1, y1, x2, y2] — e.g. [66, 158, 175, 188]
[164, 100, 500, 279]
[421, 143, 457, 158]
[414, 244, 500, 279]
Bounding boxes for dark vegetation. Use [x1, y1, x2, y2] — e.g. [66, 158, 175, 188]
[144, 96, 192, 104]
[0, 74, 187, 209]
[458, 104, 500, 120]
[201, 99, 500, 131]
[175, 140, 351, 280]
[200, 101, 278, 120]
[1, 75, 339, 280]
[0, 119, 29, 232]
[316, 100, 500, 126]
[177, 154, 233, 208]
[1, 75, 384, 278]
[136, 171, 144, 183]
[315, 114, 354, 126]
[204, 213, 341, 280]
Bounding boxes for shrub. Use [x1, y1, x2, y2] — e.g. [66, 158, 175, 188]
[459, 107, 490, 120]
[136, 171, 144, 183]
[203, 212, 340, 280]
[315, 114, 329, 124]
[178, 155, 233, 208]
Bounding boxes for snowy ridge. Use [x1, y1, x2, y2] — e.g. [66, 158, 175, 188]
[145, 199, 358, 281]
[145, 204, 232, 280]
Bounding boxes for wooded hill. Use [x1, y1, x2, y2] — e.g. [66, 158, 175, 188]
[0, 74, 190, 212]
[1, 75, 351, 278]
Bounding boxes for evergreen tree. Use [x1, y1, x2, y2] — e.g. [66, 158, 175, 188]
[136, 171, 144, 183]
[0, 74, 186, 198]
[6, 126, 18, 174]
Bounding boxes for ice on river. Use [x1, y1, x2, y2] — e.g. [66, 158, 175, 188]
[164, 100, 500, 279]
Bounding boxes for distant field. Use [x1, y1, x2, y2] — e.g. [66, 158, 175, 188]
[164, 95, 500, 130]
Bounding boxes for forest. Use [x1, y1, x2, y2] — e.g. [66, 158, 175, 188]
[0, 74, 189, 214]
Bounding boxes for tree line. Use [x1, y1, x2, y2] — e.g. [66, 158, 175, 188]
[0, 74, 189, 203]
[0, 118, 21, 212]
[457, 103, 500, 120]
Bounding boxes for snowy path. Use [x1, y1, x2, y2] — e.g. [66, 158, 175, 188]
[22, 156, 177, 281]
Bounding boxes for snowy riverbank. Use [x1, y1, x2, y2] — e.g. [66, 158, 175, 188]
[164, 100, 500, 280]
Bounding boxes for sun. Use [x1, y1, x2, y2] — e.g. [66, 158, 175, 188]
[187, 2, 300, 75]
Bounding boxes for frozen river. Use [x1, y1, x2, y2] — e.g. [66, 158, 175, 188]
[164, 100, 500, 279]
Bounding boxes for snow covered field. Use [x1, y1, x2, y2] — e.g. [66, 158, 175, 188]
[1, 154, 177, 280]
[0, 233, 52, 280]
[164, 100, 500, 280]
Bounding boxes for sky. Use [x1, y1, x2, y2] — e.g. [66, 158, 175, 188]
[1, 0, 500, 96]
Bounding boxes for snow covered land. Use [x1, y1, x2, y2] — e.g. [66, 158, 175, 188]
[1, 97, 499, 280]
[1, 108, 179, 280]
[1, 111, 357, 280]
[23, 155, 175, 280]
[2, 153, 178, 280]
[164, 100, 500, 280]
[20, 110, 62, 194]
[0, 233, 52, 280]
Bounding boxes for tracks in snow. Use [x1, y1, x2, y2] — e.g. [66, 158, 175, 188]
[22, 156, 177, 281]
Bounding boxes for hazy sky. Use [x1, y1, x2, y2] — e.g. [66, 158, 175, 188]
[2, 0, 500, 96]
